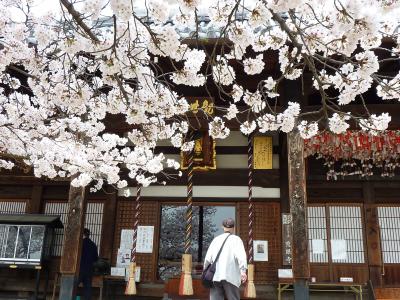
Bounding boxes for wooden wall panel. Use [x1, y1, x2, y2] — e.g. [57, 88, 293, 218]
[307, 187, 363, 202]
[0, 185, 31, 199]
[383, 265, 400, 286]
[374, 187, 400, 203]
[113, 200, 159, 282]
[310, 265, 330, 282]
[331, 265, 369, 283]
[238, 202, 281, 284]
[100, 190, 117, 260]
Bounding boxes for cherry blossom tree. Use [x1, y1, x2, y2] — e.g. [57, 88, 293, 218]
[0, 0, 399, 189]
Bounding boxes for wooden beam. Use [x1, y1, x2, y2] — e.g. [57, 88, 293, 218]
[100, 186, 117, 260]
[287, 128, 310, 299]
[0, 184, 31, 199]
[279, 132, 289, 213]
[160, 169, 279, 187]
[58, 182, 86, 300]
[154, 145, 280, 155]
[363, 182, 383, 287]
[26, 185, 42, 213]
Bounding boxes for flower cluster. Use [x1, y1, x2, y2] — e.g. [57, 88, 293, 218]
[0, 0, 398, 192]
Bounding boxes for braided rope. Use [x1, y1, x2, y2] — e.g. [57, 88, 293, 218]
[248, 135, 254, 263]
[131, 185, 141, 263]
[184, 135, 194, 254]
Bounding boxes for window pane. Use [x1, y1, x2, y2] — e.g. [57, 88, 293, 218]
[15, 226, 31, 259]
[0, 225, 7, 258]
[308, 206, 328, 263]
[378, 206, 400, 263]
[158, 205, 199, 280]
[158, 205, 235, 281]
[329, 206, 364, 263]
[5, 226, 18, 259]
[201, 206, 235, 261]
[29, 226, 45, 260]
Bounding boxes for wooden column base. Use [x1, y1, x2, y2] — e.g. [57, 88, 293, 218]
[59, 274, 76, 300]
[294, 279, 309, 300]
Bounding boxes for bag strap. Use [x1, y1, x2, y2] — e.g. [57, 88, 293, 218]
[213, 233, 231, 264]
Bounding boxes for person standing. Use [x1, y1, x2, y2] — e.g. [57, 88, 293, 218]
[78, 228, 98, 300]
[204, 218, 247, 300]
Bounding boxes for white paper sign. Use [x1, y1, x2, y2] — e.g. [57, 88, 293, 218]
[312, 239, 324, 254]
[125, 266, 141, 282]
[278, 269, 293, 278]
[111, 267, 126, 277]
[116, 248, 131, 267]
[253, 240, 268, 261]
[120, 229, 134, 249]
[331, 239, 347, 260]
[120, 226, 154, 253]
[137, 226, 154, 253]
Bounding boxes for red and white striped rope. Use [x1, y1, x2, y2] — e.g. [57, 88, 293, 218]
[248, 135, 254, 263]
[185, 141, 194, 254]
[131, 185, 141, 263]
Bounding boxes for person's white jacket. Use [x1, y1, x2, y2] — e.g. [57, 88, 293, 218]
[203, 232, 247, 287]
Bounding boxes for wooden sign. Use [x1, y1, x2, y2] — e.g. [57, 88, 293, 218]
[282, 213, 293, 265]
[253, 136, 273, 169]
[181, 131, 216, 170]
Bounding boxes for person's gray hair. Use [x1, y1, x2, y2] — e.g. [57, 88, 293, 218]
[222, 218, 235, 228]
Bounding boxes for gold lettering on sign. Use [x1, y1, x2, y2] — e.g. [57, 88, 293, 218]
[189, 99, 214, 116]
[253, 136, 273, 169]
[190, 100, 200, 114]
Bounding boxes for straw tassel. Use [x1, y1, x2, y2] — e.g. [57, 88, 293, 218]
[125, 262, 137, 295]
[125, 185, 141, 295]
[244, 135, 256, 298]
[179, 134, 194, 296]
[244, 264, 256, 298]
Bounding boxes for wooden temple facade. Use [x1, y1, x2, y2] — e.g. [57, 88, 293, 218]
[1, 37, 400, 299]
[0, 127, 400, 299]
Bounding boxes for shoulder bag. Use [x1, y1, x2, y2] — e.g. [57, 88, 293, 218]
[201, 233, 231, 288]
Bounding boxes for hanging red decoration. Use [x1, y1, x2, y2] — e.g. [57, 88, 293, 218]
[304, 131, 400, 179]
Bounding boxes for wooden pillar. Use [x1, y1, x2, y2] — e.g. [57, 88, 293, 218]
[100, 187, 117, 260]
[279, 132, 290, 213]
[363, 182, 383, 287]
[58, 183, 86, 300]
[26, 185, 43, 213]
[287, 128, 310, 300]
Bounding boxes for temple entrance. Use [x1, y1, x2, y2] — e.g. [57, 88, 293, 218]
[157, 203, 236, 281]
